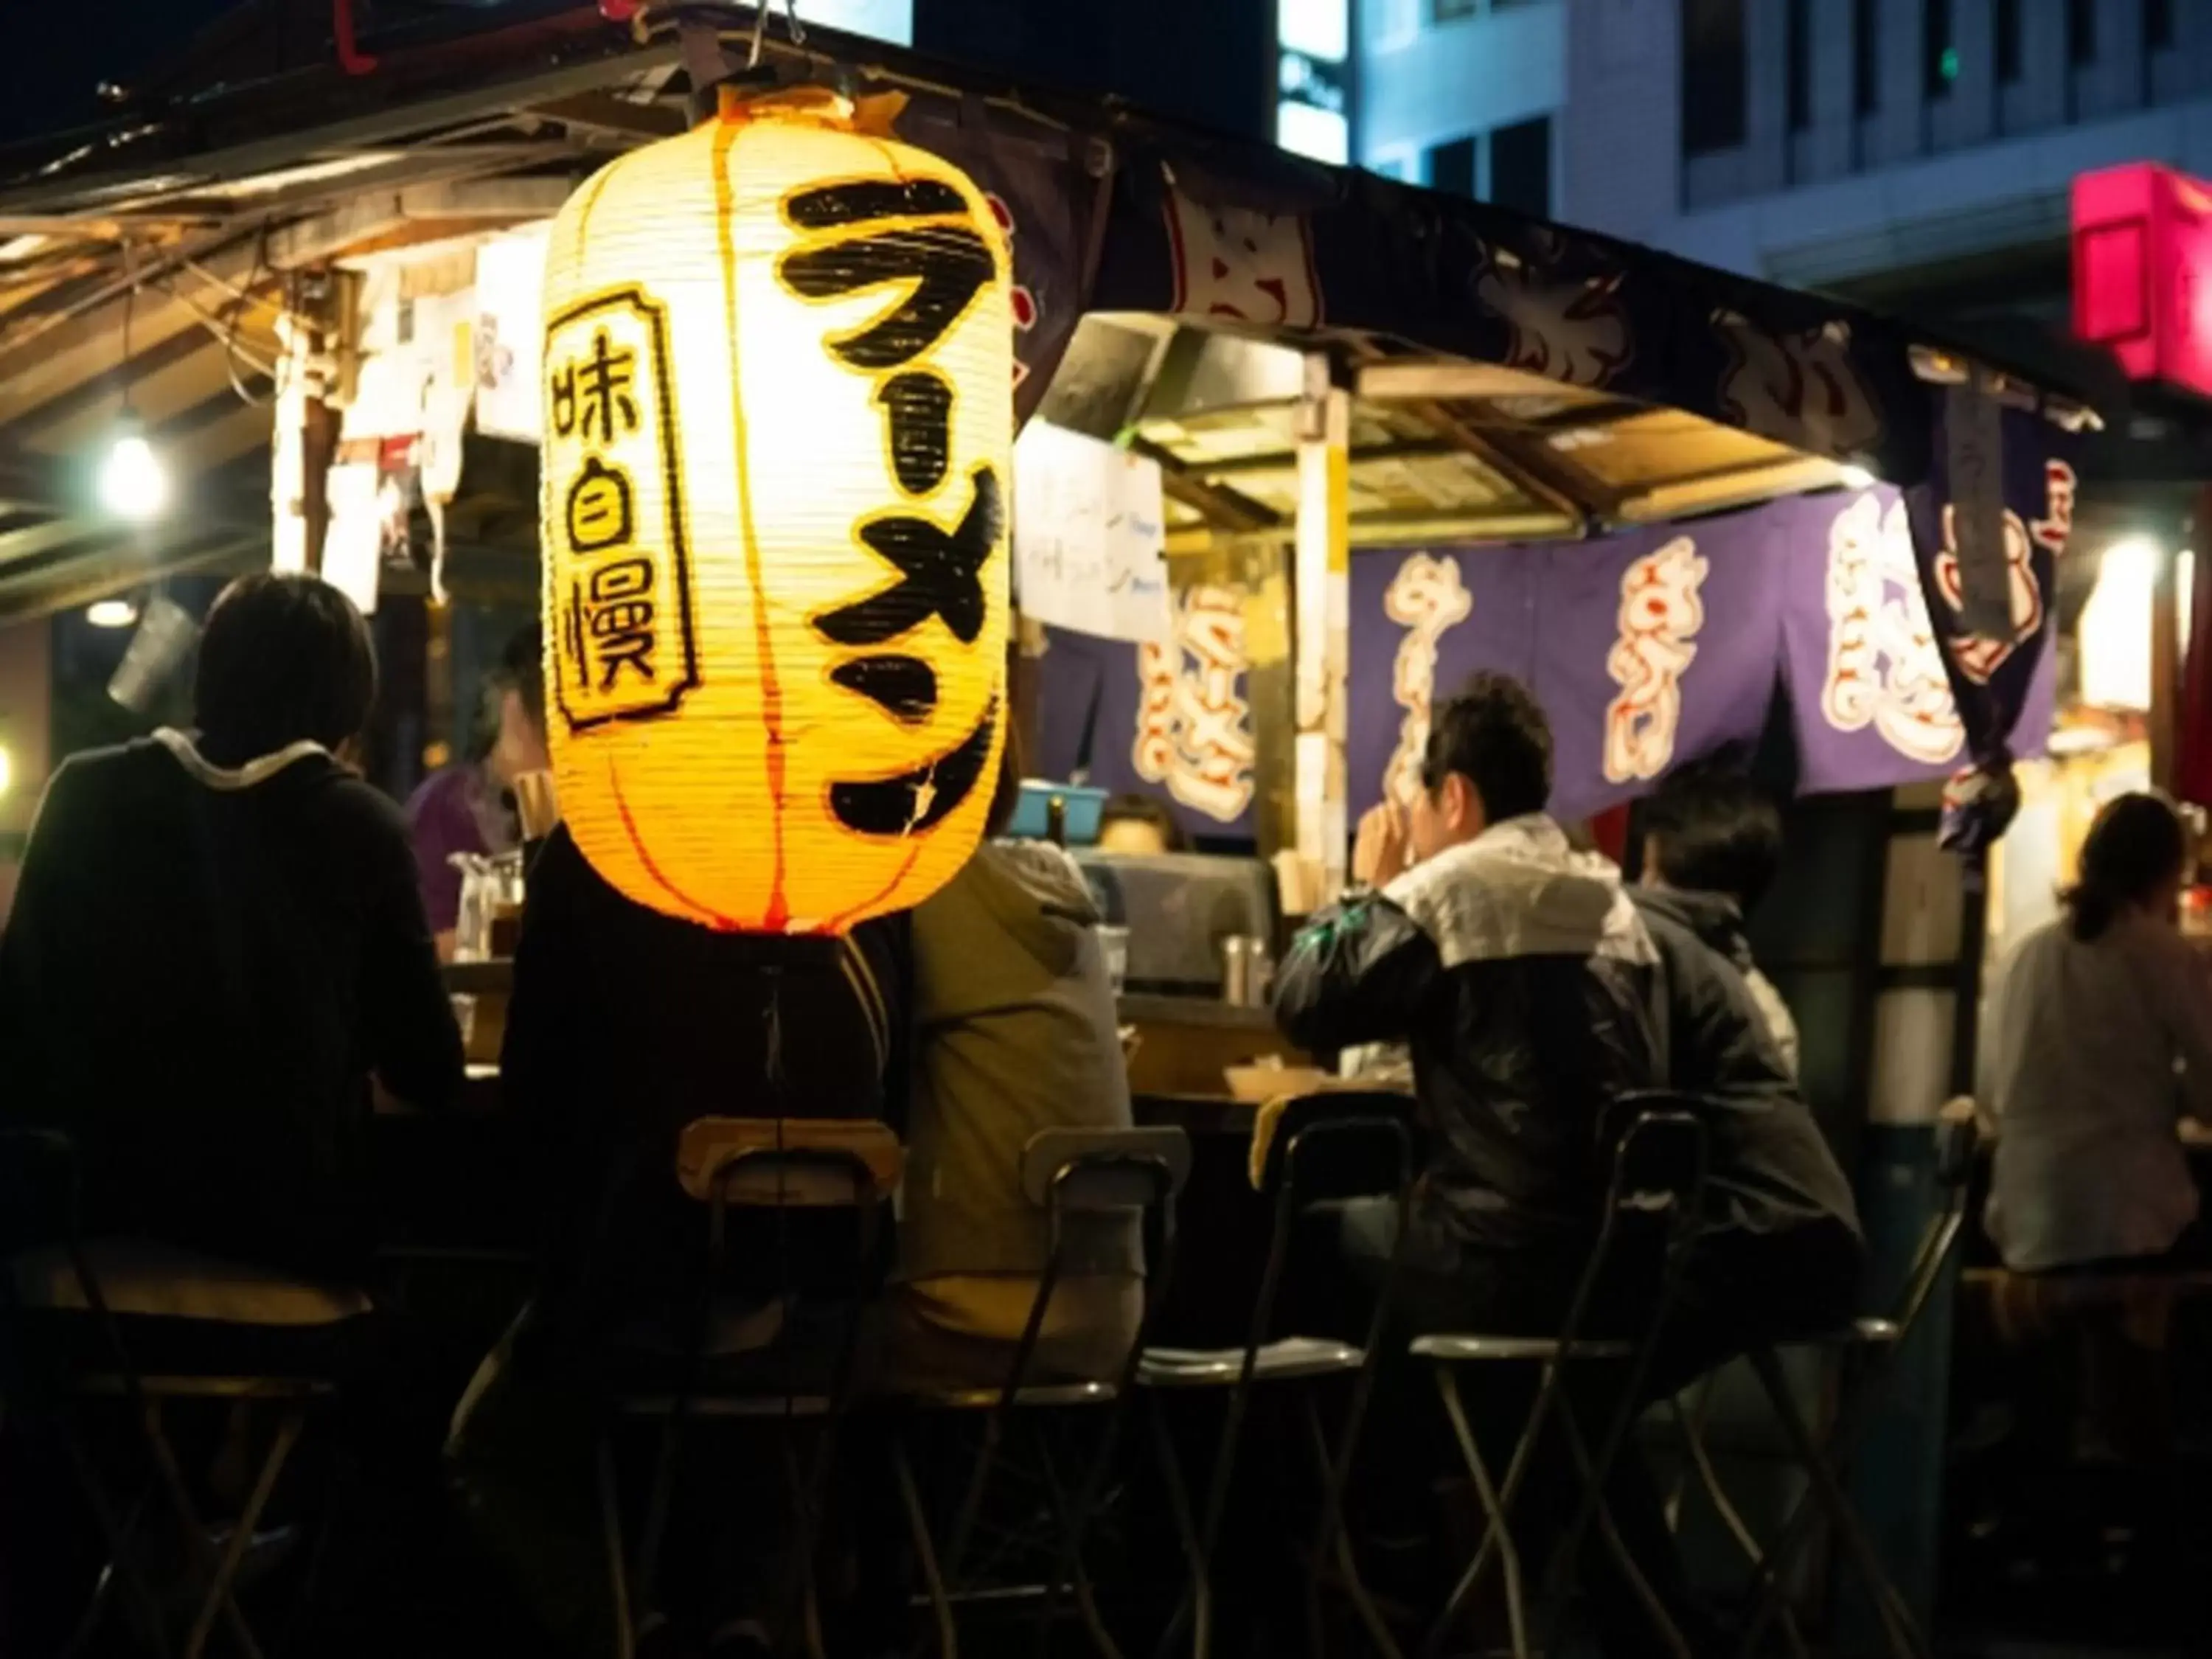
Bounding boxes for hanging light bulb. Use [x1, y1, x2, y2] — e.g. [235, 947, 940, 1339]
[97, 414, 169, 521]
[97, 240, 169, 523]
[86, 597, 139, 629]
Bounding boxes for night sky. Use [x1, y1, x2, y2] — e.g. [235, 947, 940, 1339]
[0, 0, 239, 143]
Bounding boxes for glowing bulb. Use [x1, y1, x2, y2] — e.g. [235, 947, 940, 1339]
[97, 425, 169, 521]
[0, 745, 13, 799]
[85, 597, 138, 629]
[2079, 536, 2163, 712]
[1837, 464, 1877, 492]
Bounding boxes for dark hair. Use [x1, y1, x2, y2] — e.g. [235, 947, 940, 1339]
[1423, 672, 1553, 823]
[2065, 793, 2188, 942]
[194, 572, 376, 762]
[473, 622, 546, 759]
[986, 718, 1028, 840]
[1098, 793, 1189, 853]
[500, 622, 546, 736]
[1644, 763, 1784, 911]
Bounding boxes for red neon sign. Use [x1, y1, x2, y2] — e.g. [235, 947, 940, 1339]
[2073, 161, 2212, 400]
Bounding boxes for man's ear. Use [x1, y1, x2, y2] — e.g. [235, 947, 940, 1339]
[1447, 772, 1484, 836]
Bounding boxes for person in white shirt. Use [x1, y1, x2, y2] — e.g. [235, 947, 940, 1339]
[1986, 792, 2212, 1273]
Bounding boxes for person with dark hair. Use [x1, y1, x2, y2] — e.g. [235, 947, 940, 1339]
[1273, 673, 1861, 1653]
[1635, 764, 1798, 1074]
[1630, 763, 1860, 1425]
[447, 740, 912, 1655]
[407, 622, 550, 957]
[1278, 671, 1655, 1295]
[1986, 791, 2212, 1273]
[1096, 790, 1189, 855]
[894, 727, 1141, 1387]
[1273, 673, 1692, 1649]
[0, 571, 462, 1273]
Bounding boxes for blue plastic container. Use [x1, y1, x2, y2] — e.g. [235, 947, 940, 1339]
[1005, 779, 1108, 845]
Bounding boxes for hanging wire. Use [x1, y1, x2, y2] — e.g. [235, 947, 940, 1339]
[219, 223, 276, 407]
[745, 0, 769, 68]
[116, 238, 136, 414]
[781, 0, 804, 47]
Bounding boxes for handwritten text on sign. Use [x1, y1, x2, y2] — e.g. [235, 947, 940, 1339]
[1012, 420, 1171, 644]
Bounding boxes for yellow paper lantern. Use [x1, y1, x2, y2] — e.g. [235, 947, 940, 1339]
[538, 86, 1012, 934]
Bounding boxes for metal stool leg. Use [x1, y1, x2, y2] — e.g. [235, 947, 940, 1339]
[55, 1419, 172, 1659]
[1297, 1388, 1402, 1659]
[1548, 1400, 1689, 1659]
[139, 1398, 271, 1659]
[1672, 1385, 1812, 1659]
[894, 1434, 959, 1659]
[1037, 1384, 1141, 1659]
[599, 1439, 635, 1659]
[183, 1405, 304, 1659]
[1148, 1396, 1213, 1659]
[1742, 1347, 1927, 1659]
[1421, 1365, 1531, 1659]
[1032, 1421, 1127, 1659]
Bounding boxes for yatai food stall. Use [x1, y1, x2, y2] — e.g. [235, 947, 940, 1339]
[0, 0, 2093, 1094]
[0, 1, 2101, 1632]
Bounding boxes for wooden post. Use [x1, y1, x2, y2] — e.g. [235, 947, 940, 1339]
[272, 284, 345, 575]
[1293, 352, 1351, 897]
[2152, 514, 2185, 795]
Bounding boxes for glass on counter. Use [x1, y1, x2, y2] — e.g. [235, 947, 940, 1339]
[1096, 924, 1130, 995]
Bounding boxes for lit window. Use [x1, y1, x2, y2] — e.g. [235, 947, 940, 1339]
[1278, 102, 1350, 164]
[1279, 0, 1349, 63]
[783, 0, 911, 46]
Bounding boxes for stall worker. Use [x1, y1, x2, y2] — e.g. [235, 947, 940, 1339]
[895, 728, 1141, 1388]
[407, 622, 549, 959]
[1096, 792, 1189, 856]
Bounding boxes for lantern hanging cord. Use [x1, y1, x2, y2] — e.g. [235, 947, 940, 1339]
[118, 239, 136, 413]
[743, 0, 804, 67]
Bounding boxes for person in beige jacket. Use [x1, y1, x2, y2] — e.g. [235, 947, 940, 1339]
[894, 742, 1142, 1388]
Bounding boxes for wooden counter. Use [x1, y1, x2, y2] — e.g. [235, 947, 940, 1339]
[442, 960, 1304, 1102]
[1118, 992, 1308, 1098]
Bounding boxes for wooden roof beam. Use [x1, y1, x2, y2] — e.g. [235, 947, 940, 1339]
[1127, 435, 1281, 535]
[1402, 397, 1603, 535]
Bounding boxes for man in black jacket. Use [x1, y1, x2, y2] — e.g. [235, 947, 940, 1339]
[1274, 675, 1860, 1653]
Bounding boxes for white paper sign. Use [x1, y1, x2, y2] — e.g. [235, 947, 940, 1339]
[320, 461, 383, 616]
[474, 229, 549, 442]
[1012, 421, 1171, 643]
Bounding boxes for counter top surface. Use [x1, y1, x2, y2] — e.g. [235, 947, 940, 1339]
[1117, 993, 1277, 1030]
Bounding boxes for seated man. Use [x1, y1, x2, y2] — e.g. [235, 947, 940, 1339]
[1635, 762, 1800, 1077]
[1276, 672, 1666, 1346]
[450, 810, 909, 1658]
[1274, 675, 1858, 1654]
[0, 571, 462, 1276]
[897, 737, 1141, 1388]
